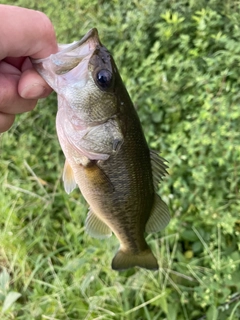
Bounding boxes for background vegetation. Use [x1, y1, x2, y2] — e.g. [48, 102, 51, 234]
[0, 0, 240, 319]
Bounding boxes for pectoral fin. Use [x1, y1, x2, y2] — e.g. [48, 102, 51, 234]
[63, 159, 77, 194]
[82, 162, 114, 194]
[85, 209, 112, 239]
[145, 195, 170, 233]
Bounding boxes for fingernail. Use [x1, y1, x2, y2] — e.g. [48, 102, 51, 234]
[21, 83, 47, 99]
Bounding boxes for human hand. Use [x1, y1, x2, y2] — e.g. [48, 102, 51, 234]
[0, 5, 58, 132]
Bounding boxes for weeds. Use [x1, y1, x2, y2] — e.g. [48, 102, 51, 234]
[1, 0, 240, 319]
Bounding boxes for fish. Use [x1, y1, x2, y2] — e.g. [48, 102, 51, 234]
[32, 28, 170, 271]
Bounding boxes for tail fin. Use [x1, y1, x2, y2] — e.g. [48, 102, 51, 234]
[111, 248, 159, 271]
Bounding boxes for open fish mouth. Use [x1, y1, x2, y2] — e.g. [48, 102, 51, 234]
[57, 28, 101, 55]
[31, 28, 101, 83]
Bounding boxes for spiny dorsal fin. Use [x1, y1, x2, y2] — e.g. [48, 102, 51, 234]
[63, 159, 77, 194]
[150, 150, 168, 190]
[145, 194, 170, 233]
[85, 209, 112, 239]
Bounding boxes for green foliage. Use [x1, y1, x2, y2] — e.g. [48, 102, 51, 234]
[0, 0, 240, 319]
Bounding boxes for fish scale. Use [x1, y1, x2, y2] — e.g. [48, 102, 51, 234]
[32, 28, 170, 271]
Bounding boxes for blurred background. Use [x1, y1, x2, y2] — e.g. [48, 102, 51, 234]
[0, 0, 240, 319]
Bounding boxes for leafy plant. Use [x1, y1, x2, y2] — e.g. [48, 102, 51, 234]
[0, 0, 240, 319]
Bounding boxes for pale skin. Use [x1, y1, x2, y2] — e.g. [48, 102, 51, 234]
[0, 5, 58, 132]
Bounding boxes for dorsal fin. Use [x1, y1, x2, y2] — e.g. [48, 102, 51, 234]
[85, 209, 112, 239]
[145, 195, 170, 233]
[63, 159, 77, 194]
[150, 150, 168, 190]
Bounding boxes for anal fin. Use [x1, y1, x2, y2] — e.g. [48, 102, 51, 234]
[63, 159, 77, 194]
[145, 195, 170, 233]
[85, 209, 112, 239]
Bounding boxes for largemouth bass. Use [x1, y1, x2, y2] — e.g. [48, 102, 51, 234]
[32, 28, 170, 270]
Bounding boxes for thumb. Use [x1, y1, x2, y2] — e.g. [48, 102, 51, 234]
[18, 58, 53, 99]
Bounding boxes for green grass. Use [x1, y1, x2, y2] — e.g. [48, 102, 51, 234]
[0, 129, 239, 319]
[1, 0, 240, 319]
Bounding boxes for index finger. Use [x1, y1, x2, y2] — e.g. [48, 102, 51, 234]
[0, 5, 58, 60]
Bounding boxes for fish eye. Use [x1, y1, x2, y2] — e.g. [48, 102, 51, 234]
[96, 69, 112, 89]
